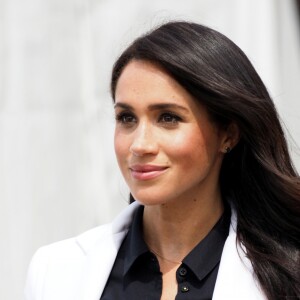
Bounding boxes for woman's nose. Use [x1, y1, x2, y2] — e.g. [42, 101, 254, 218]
[130, 123, 158, 157]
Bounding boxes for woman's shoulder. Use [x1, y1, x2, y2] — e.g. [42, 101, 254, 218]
[25, 222, 113, 289]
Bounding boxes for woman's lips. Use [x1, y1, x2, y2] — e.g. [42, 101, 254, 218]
[129, 164, 168, 180]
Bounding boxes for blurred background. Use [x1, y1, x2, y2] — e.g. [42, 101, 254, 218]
[1, 0, 300, 298]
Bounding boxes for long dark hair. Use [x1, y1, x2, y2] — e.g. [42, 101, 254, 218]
[110, 21, 300, 299]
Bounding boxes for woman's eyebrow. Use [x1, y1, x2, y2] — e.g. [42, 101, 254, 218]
[114, 102, 189, 112]
[114, 103, 133, 110]
[148, 103, 189, 112]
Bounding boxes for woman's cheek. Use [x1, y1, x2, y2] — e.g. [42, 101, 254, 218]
[167, 131, 211, 170]
[164, 130, 203, 155]
[114, 133, 128, 163]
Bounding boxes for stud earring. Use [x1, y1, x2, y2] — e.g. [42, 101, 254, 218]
[225, 146, 231, 153]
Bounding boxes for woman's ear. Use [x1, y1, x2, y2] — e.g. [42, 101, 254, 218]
[220, 122, 240, 153]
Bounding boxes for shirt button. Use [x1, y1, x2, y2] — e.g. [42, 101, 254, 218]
[179, 267, 187, 276]
[181, 285, 189, 293]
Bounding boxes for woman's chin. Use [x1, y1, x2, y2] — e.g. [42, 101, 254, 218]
[131, 193, 169, 206]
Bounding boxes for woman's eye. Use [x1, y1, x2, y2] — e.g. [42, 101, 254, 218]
[159, 113, 181, 124]
[115, 113, 136, 124]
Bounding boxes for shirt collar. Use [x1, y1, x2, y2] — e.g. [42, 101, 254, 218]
[123, 202, 231, 280]
[182, 202, 231, 281]
[123, 205, 149, 276]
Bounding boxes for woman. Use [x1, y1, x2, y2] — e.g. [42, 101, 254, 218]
[25, 21, 300, 300]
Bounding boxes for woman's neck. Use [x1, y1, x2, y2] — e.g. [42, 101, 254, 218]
[142, 190, 224, 264]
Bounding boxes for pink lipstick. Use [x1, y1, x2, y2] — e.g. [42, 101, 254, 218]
[130, 164, 168, 180]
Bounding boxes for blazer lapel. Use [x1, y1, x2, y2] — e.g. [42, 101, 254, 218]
[213, 211, 266, 300]
[77, 202, 141, 300]
[81, 229, 127, 300]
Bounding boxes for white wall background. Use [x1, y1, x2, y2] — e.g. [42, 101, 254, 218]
[0, 0, 299, 299]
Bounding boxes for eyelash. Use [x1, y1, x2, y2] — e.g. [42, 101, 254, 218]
[115, 112, 182, 126]
[158, 112, 182, 124]
[115, 112, 137, 124]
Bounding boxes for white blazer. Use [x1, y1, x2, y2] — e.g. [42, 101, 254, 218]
[24, 202, 266, 300]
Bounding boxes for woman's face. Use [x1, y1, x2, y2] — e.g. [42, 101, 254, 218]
[114, 60, 229, 206]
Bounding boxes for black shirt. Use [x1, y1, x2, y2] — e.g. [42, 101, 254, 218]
[101, 204, 231, 300]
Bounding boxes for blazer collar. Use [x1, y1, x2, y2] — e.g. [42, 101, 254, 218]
[212, 208, 266, 300]
[76, 202, 140, 300]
